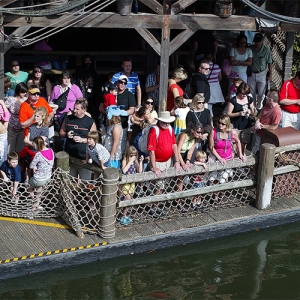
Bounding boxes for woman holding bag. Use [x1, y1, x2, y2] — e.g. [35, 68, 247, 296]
[50, 71, 83, 130]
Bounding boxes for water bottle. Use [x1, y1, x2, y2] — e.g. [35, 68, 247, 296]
[134, 0, 138, 14]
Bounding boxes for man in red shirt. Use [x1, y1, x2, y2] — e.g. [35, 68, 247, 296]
[19, 85, 54, 137]
[148, 111, 182, 187]
[251, 90, 282, 155]
[278, 71, 300, 130]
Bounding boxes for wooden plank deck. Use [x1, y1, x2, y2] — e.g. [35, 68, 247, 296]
[0, 195, 300, 264]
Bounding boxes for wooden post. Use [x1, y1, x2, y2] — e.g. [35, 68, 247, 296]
[158, 17, 170, 113]
[284, 32, 295, 81]
[55, 151, 69, 171]
[0, 14, 4, 99]
[99, 168, 119, 239]
[256, 143, 276, 210]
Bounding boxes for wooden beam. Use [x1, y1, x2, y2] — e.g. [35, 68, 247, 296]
[139, 0, 163, 14]
[135, 27, 161, 55]
[171, 0, 197, 14]
[3, 13, 300, 32]
[169, 27, 197, 55]
[3, 25, 31, 53]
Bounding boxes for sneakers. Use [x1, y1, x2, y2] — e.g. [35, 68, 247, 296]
[148, 208, 168, 218]
[236, 167, 248, 176]
[119, 216, 133, 225]
[191, 203, 204, 212]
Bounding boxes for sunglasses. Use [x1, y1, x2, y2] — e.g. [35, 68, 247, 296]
[197, 101, 205, 104]
[11, 64, 19, 67]
[145, 101, 153, 105]
[129, 154, 137, 157]
[30, 93, 40, 96]
[118, 80, 127, 85]
[35, 70, 42, 73]
[196, 130, 202, 134]
[218, 121, 226, 126]
[202, 67, 211, 70]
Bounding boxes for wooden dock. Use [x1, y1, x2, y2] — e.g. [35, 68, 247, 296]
[0, 194, 300, 280]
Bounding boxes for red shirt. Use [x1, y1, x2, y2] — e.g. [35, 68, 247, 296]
[256, 104, 282, 137]
[279, 79, 300, 113]
[103, 93, 117, 110]
[167, 83, 183, 112]
[147, 124, 176, 162]
[19, 97, 53, 136]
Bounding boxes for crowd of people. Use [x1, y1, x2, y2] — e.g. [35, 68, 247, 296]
[0, 29, 298, 221]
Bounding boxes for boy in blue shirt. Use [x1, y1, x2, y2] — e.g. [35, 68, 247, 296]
[0, 152, 23, 203]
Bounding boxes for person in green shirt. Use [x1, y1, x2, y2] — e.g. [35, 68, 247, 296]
[5, 61, 29, 91]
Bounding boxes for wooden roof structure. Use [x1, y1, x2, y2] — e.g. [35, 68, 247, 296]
[1, 0, 300, 110]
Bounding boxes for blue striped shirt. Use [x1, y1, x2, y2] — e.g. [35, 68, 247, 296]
[112, 72, 140, 95]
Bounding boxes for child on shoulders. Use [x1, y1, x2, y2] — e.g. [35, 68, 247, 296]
[103, 83, 118, 111]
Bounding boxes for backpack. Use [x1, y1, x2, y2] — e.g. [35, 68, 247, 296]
[221, 58, 232, 77]
[184, 77, 195, 99]
[138, 124, 173, 155]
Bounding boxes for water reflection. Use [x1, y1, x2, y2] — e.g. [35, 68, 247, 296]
[1, 222, 300, 299]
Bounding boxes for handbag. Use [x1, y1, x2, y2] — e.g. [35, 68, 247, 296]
[55, 88, 69, 111]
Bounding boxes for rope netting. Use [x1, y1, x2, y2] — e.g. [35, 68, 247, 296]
[116, 158, 257, 226]
[0, 167, 105, 235]
[273, 150, 300, 197]
[264, 31, 286, 91]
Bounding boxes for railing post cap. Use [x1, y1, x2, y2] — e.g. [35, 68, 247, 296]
[261, 143, 276, 150]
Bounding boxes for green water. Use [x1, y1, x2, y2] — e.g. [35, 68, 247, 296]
[1, 223, 300, 299]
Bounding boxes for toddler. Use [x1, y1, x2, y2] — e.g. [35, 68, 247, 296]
[29, 136, 54, 212]
[0, 151, 23, 203]
[103, 83, 118, 111]
[191, 150, 208, 211]
[119, 146, 143, 225]
[82, 130, 110, 178]
[172, 96, 190, 136]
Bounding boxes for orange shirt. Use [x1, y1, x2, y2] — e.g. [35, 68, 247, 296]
[19, 97, 53, 136]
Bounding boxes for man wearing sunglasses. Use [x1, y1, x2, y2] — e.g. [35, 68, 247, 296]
[191, 59, 211, 103]
[5, 61, 29, 92]
[19, 85, 54, 137]
[116, 75, 136, 153]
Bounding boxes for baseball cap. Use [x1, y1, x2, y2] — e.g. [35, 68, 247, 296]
[118, 75, 128, 83]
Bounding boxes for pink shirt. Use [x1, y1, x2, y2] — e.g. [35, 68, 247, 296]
[50, 84, 83, 117]
[213, 128, 233, 160]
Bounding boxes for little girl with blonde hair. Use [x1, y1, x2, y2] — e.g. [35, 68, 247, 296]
[119, 145, 143, 225]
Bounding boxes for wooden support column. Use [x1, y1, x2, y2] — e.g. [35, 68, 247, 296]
[284, 32, 295, 81]
[158, 16, 170, 113]
[0, 14, 4, 99]
[256, 143, 276, 210]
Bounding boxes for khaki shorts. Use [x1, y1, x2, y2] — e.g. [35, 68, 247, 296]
[155, 159, 171, 189]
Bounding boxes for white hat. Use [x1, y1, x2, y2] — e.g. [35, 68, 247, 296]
[118, 75, 128, 83]
[156, 111, 175, 123]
